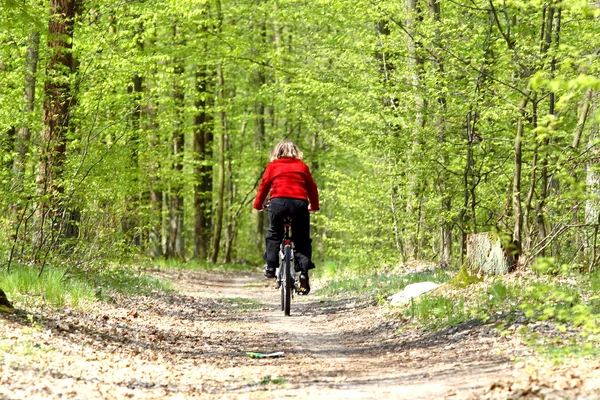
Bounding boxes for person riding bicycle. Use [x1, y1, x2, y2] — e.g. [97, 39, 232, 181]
[253, 140, 319, 295]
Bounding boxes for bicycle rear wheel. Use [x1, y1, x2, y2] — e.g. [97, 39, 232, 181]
[279, 266, 284, 312]
[283, 245, 292, 316]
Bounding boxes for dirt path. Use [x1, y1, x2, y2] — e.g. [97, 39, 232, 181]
[157, 269, 511, 399]
[1, 269, 599, 399]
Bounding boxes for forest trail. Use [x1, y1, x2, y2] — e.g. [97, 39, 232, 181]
[157, 269, 510, 399]
[2, 268, 599, 399]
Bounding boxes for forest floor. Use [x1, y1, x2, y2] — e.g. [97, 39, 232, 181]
[1, 268, 600, 399]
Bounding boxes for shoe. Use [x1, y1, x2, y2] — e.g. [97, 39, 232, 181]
[264, 265, 276, 279]
[298, 272, 310, 295]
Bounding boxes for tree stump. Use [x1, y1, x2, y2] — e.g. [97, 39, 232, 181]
[465, 232, 515, 277]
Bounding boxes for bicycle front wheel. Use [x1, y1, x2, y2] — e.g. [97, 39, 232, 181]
[283, 245, 292, 316]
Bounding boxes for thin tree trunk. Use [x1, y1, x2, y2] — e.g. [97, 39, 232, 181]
[168, 35, 185, 259]
[147, 90, 163, 257]
[14, 31, 40, 185]
[3, 128, 16, 172]
[254, 59, 266, 256]
[224, 127, 236, 264]
[123, 54, 144, 248]
[586, 117, 600, 226]
[193, 69, 214, 260]
[35, 0, 76, 250]
[143, 26, 162, 258]
[405, 0, 427, 258]
[428, 0, 451, 266]
[523, 98, 539, 253]
[586, 95, 600, 266]
[512, 93, 530, 262]
[573, 88, 593, 149]
[461, 111, 475, 265]
[534, 5, 561, 254]
[210, 62, 226, 263]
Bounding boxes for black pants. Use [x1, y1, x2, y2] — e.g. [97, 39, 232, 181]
[265, 197, 314, 273]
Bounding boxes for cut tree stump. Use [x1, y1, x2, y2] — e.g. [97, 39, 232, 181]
[465, 232, 515, 277]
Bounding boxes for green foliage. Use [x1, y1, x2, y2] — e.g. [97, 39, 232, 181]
[317, 269, 450, 301]
[531, 257, 576, 275]
[1, 0, 600, 282]
[0, 266, 95, 308]
[0, 264, 172, 308]
[89, 266, 173, 297]
[390, 265, 600, 356]
[519, 280, 599, 335]
[447, 265, 483, 288]
[406, 295, 468, 328]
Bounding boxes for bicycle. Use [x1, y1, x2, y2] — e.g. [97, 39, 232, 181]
[260, 205, 303, 316]
[275, 215, 299, 316]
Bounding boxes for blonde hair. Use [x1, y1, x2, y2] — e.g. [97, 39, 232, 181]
[270, 140, 303, 162]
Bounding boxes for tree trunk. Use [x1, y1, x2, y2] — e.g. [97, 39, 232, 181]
[586, 97, 599, 228]
[146, 80, 163, 257]
[145, 28, 162, 258]
[35, 0, 76, 248]
[14, 31, 40, 185]
[460, 111, 475, 265]
[122, 59, 144, 248]
[210, 62, 226, 263]
[465, 232, 514, 277]
[167, 39, 185, 259]
[224, 129, 236, 264]
[253, 57, 266, 256]
[512, 94, 529, 263]
[511, 85, 532, 265]
[404, 0, 427, 258]
[193, 69, 214, 260]
[523, 98, 539, 253]
[2, 127, 16, 172]
[534, 5, 561, 254]
[428, 0, 451, 267]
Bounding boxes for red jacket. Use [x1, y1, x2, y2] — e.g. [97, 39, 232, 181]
[253, 158, 320, 210]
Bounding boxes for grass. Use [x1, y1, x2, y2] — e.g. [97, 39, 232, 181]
[256, 376, 286, 386]
[317, 260, 600, 357]
[218, 297, 263, 311]
[0, 263, 173, 309]
[316, 266, 451, 302]
[151, 258, 259, 273]
[406, 295, 469, 327]
[89, 266, 173, 297]
[0, 266, 95, 308]
[389, 266, 600, 359]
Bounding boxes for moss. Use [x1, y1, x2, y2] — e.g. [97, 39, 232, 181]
[447, 264, 482, 288]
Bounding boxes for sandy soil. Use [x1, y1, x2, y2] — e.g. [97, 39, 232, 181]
[1, 268, 599, 399]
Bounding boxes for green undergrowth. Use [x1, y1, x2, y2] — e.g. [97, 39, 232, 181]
[0, 265, 95, 308]
[0, 263, 172, 309]
[89, 266, 173, 298]
[393, 258, 600, 357]
[315, 262, 451, 301]
[447, 264, 483, 288]
[399, 279, 517, 330]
